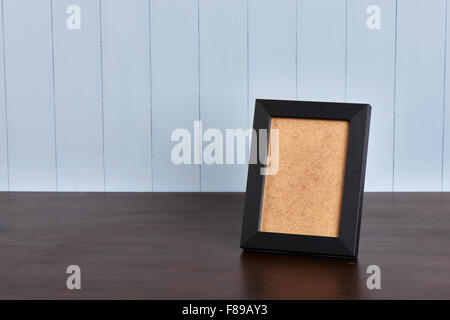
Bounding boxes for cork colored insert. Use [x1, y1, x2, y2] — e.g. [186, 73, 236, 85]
[259, 117, 349, 238]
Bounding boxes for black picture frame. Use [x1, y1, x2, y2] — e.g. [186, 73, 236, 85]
[240, 99, 371, 259]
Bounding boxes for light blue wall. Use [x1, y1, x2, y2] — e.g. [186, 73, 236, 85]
[102, 0, 152, 191]
[52, 0, 104, 191]
[394, 0, 446, 191]
[347, 0, 396, 191]
[3, 0, 56, 191]
[0, 0, 448, 192]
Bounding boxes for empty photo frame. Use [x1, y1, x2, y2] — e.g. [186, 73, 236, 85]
[241, 100, 371, 259]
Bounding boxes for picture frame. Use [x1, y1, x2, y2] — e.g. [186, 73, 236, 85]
[240, 99, 371, 259]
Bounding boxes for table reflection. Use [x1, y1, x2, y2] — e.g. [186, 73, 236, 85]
[239, 251, 363, 299]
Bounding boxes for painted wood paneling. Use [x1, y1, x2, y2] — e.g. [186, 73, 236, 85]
[151, 0, 199, 191]
[101, 0, 152, 191]
[444, 0, 450, 191]
[347, 0, 396, 191]
[199, 0, 247, 191]
[52, 0, 104, 191]
[394, 0, 446, 191]
[0, 2, 8, 191]
[0, 0, 448, 192]
[297, 0, 346, 102]
[248, 0, 297, 128]
[3, 0, 56, 191]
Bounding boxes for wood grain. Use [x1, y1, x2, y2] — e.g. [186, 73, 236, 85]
[0, 192, 449, 299]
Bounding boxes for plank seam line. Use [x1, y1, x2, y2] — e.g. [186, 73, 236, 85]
[50, 0, 58, 191]
[1, 0, 9, 191]
[344, 0, 348, 102]
[247, 0, 250, 130]
[295, 0, 298, 100]
[442, 0, 448, 191]
[99, 0, 106, 191]
[392, 0, 398, 192]
[149, 0, 154, 192]
[197, 0, 201, 191]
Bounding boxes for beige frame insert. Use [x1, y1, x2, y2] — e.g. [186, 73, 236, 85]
[259, 117, 349, 238]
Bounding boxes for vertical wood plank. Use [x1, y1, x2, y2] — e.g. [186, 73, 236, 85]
[347, 0, 396, 191]
[151, 0, 199, 191]
[249, 0, 297, 127]
[52, 0, 104, 191]
[101, 0, 152, 191]
[444, 0, 450, 191]
[394, 0, 446, 191]
[297, 0, 346, 102]
[0, 2, 8, 190]
[199, 0, 247, 191]
[3, 0, 56, 191]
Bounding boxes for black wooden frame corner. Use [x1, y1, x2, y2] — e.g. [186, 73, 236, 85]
[240, 99, 371, 259]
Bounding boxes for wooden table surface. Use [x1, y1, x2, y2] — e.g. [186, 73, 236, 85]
[0, 192, 449, 299]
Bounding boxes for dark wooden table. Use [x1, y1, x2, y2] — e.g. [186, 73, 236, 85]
[0, 192, 449, 299]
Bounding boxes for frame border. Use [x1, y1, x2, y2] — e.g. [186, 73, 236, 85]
[240, 99, 371, 259]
